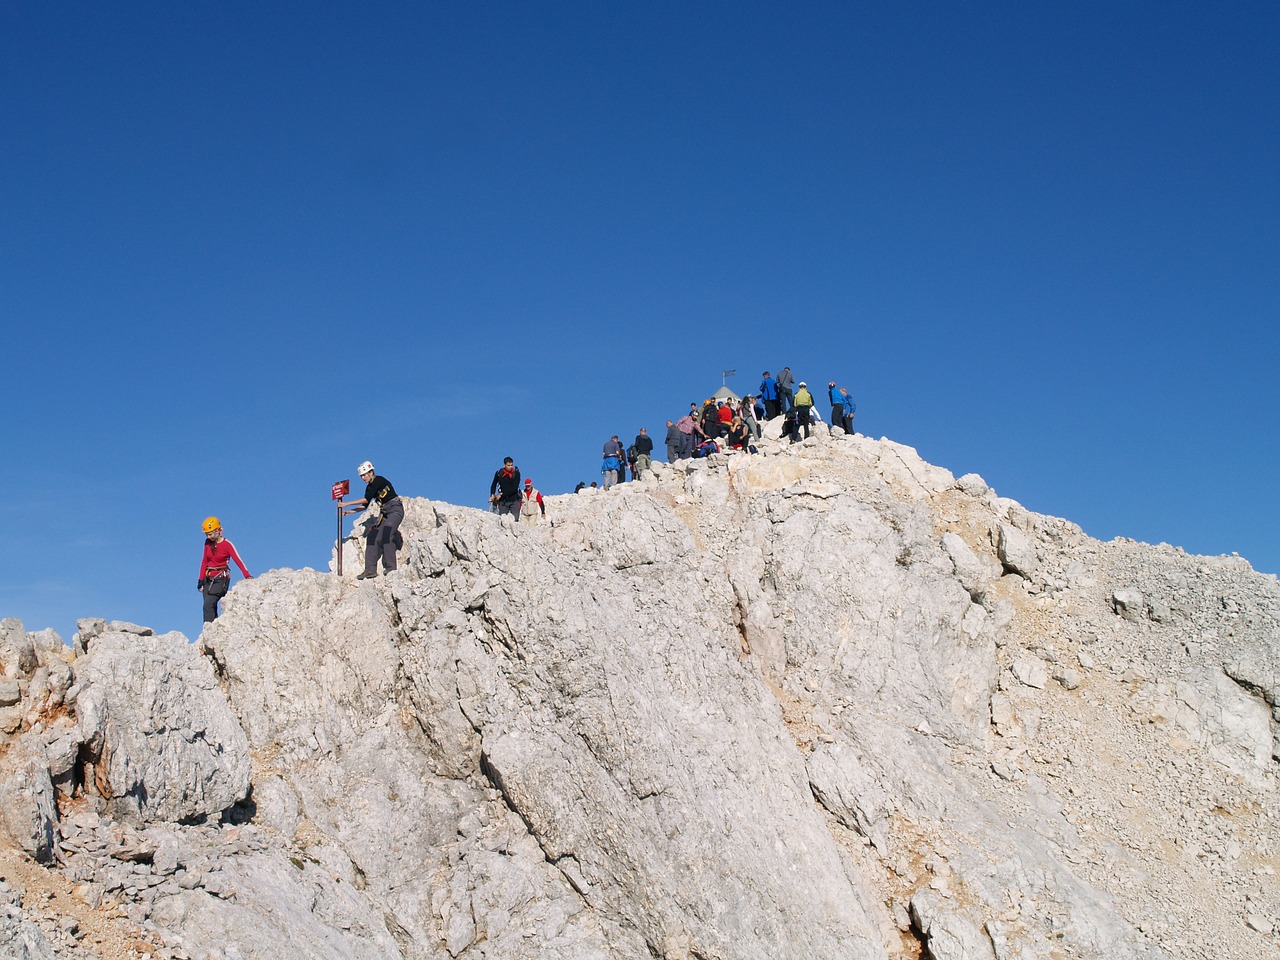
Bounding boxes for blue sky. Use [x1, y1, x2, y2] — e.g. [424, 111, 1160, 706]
[4, 1, 1277, 641]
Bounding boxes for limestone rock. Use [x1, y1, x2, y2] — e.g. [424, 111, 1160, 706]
[73, 630, 251, 824]
[1111, 587, 1147, 621]
[0, 737, 59, 862]
[3, 433, 1278, 959]
[997, 522, 1039, 578]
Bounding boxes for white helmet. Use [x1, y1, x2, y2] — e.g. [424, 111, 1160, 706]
[358, 460, 375, 476]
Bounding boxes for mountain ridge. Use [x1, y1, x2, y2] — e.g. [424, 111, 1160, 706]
[1, 427, 1277, 960]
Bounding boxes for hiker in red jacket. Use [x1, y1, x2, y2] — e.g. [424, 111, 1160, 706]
[198, 516, 252, 623]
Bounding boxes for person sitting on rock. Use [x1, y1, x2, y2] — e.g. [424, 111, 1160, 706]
[489, 457, 523, 520]
[340, 460, 405, 579]
[519, 478, 545, 523]
[198, 516, 252, 623]
[716, 400, 734, 432]
[727, 417, 754, 452]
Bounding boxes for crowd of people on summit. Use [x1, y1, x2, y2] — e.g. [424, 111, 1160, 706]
[197, 365, 854, 621]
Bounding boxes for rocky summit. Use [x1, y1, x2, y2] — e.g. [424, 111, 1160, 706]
[1, 425, 1278, 960]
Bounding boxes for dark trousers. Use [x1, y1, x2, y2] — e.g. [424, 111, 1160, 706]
[202, 575, 229, 623]
[365, 498, 405, 574]
[495, 498, 520, 520]
[764, 399, 780, 420]
[830, 403, 844, 434]
[778, 387, 793, 413]
[795, 405, 812, 439]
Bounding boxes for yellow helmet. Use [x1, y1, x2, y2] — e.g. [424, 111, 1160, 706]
[202, 516, 222, 535]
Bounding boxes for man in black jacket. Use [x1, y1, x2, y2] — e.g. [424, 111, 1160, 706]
[632, 427, 655, 479]
[489, 457, 522, 520]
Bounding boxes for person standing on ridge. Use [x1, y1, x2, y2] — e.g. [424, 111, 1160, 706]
[839, 387, 856, 435]
[828, 381, 848, 435]
[602, 435, 623, 489]
[339, 460, 405, 579]
[632, 427, 654, 479]
[198, 516, 252, 623]
[664, 419, 681, 462]
[740, 395, 761, 440]
[793, 381, 814, 440]
[776, 366, 795, 414]
[520, 478, 546, 523]
[759, 372, 779, 420]
[489, 457, 522, 520]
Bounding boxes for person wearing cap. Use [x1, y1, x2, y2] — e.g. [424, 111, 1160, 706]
[793, 381, 815, 440]
[827, 381, 848, 435]
[339, 461, 404, 579]
[519, 478, 546, 523]
[631, 427, 654, 479]
[198, 516, 252, 623]
[716, 400, 734, 431]
[489, 457, 523, 520]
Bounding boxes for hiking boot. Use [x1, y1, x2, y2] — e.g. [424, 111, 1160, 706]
[356, 571, 377, 580]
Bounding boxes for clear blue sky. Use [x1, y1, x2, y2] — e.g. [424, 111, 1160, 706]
[4, 2, 1277, 642]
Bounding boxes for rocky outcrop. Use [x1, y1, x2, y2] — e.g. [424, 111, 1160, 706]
[0, 429, 1277, 960]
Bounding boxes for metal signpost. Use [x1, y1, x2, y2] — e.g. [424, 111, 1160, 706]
[331, 480, 350, 575]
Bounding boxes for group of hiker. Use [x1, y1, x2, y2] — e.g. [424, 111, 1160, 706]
[599, 429, 655, 489]
[198, 367, 855, 622]
[487, 456, 547, 522]
[658, 367, 856, 463]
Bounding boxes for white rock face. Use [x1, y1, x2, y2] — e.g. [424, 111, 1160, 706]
[1, 434, 1278, 960]
[73, 630, 251, 825]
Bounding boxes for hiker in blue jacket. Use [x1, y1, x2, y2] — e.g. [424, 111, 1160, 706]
[759, 372, 780, 420]
[828, 382, 849, 435]
[839, 387, 856, 435]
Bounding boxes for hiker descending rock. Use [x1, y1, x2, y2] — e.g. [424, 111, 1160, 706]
[198, 516, 252, 622]
[489, 457, 522, 520]
[520, 478, 546, 523]
[339, 460, 404, 579]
